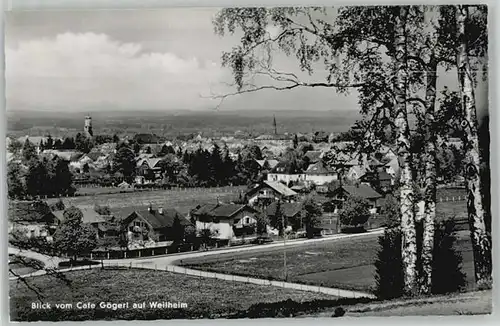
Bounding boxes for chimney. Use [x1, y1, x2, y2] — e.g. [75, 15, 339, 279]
[148, 203, 152, 213]
[158, 207, 163, 215]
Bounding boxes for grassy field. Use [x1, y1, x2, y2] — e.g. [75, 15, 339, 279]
[47, 186, 245, 215]
[9, 268, 335, 321]
[180, 231, 474, 293]
[303, 290, 492, 317]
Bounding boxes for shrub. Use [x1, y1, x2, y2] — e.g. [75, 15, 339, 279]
[374, 219, 466, 299]
[381, 194, 400, 228]
[339, 195, 371, 227]
[430, 219, 467, 294]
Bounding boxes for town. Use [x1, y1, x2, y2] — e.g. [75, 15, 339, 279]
[7, 113, 466, 256]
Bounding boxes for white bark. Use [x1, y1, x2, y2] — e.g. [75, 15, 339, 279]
[394, 6, 418, 295]
[456, 5, 492, 287]
[421, 58, 438, 294]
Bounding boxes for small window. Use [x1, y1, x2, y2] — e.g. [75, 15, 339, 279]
[244, 217, 250, 224]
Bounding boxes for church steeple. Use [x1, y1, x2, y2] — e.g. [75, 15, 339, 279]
[273, 115, 277, 135]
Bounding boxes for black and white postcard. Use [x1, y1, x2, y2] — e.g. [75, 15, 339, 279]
[5, 3, 493, 321]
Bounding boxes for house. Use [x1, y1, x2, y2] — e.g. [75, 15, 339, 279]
[136, 158, 163, 180]
[327, 184, 383, 214]
[117, 206, 191, 247]
[53, 207, 117, 240]
[265, 202, 304, 231]
[190, 203, 259, 240]
[8, 201, 59, 241]
[359, 170, 394, 193]
[246, 180, 298, 206]
[383, 156, 401, 178]
[305, 160, 338, 185]
[267, 161, 306, 185]
[43, 150, 83, 163]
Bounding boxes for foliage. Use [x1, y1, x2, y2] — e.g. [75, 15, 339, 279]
[112, 145, 136, 182]
[255, 213, 269, 236]
[270, 200, 287, 237]
[94, 204, 111, 215]
[51, 198, 66, 211]
[53, 206, 97, 261]
[22, 140, 37, 162]
[171, 215, 185, 244]
[75, 133, 94, 154]
[338, 195, 371, 227]
[9, 139, 23, 155]
[301, 198, 323, 238]
[430, 219, 467, 294]
[374, 228, 404, 300]
[381, 194, 400, 228]
[7, 162, 26, 199]
[198, 228, 217, 247]
[21, 157, 75, 199]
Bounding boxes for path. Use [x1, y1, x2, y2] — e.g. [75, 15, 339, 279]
[10, 229, 384, 299]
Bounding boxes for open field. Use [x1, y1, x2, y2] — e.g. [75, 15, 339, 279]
[46, 186, 245, 215]
[180, 231, 474, 293]
[9, 268, 335, 321]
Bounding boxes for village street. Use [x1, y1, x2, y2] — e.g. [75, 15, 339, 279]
[9, 228, 384, 298]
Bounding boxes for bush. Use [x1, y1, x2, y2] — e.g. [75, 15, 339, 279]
[374, 228, 404, 300]
[374, 220, 466, 300]
[381, 194, 400, 228]
[430, 219, 466, 294]
[339, 195, 371, 227]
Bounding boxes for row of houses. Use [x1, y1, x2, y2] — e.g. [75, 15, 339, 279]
[9, 176, 387, 251]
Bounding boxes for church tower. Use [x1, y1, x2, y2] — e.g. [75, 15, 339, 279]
[84, 115, 93, 138]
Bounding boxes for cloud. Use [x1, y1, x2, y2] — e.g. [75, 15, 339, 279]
[5, 32, 228, 110]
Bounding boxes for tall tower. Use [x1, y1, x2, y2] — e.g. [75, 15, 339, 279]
[273, 115, 277, 135]
[84, 115, 93, 138]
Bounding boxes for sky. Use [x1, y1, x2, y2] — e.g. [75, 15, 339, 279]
[4, 8, 488, 115]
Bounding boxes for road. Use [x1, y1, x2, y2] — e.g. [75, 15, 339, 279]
[9, 228, 384, 299]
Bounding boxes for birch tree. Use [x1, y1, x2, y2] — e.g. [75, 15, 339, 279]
[456, 5, 492, 287]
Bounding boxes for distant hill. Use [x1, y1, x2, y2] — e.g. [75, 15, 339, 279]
[6, 109, 361, 139]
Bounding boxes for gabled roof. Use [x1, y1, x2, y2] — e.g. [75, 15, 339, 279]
[191, 204, 256, 219]
[331, 184, 382, 200]
[250, 180, 298, 197]
[137, 157, 162, 169]
[42, 150, 84, 162]
[360, 170, 393, 182]
[270, 161, 301, 174]
[255, 159, 279, 169]
[85, 151, 104, 161]
[120, 207, 189, 230]
[305, 161, 335, 175]
[265, 202, 303, 218]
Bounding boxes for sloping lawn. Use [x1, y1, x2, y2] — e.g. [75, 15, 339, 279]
[10, 268, 335, 321]
[181, 231, 474, 292]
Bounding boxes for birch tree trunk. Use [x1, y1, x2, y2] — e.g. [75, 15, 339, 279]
[394, 6, 418, 295]
[420, 57, 438, 295]
[456, 5, 492, 288]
